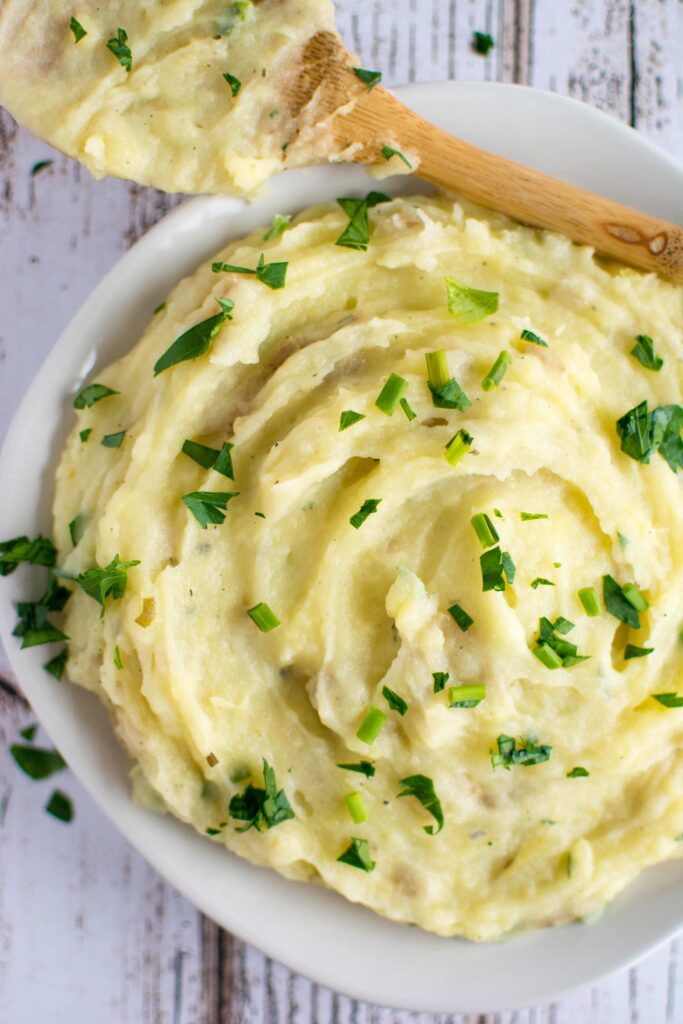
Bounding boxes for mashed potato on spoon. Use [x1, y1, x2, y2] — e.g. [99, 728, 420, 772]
[51, 193, 683, 939]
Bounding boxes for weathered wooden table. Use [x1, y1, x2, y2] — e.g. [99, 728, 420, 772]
[1, 2, 682, 1021]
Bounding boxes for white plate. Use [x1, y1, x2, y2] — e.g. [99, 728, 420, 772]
[1, 82, 682, 1014]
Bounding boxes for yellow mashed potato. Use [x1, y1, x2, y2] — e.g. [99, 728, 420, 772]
[0, 0, 362, 194]
[53, 194, 683, 940]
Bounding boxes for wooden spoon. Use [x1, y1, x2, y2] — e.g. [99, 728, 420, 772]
[288, 33, 683, 283]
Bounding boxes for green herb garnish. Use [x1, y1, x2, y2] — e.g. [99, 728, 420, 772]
[622, 583, 649, 612]
[482, 351, 511, 391]
[356, 706, 386, 745]
[73, 383, 119, 409]
[520, 329, 548, 347]
[337, 761, 375, 777]
[491, 734, 551, 769]
[183, 490, 238, 529]
[448, 684, 485, 708]
[31, 159, 54, 176]
[223, 71, 241, 96]
[228, 759, 294, 832]
[101, 430, 126, 448]
[212, 253, 287, 290]
[480, 546, 505, 591]
[113, 645, 123, 670]
[432, 671, 449, 693]
[578, 586, 600, 617]
[400, 397, 416, 421]
[263, 214, 291, 241]
[10, 744, 66, 780]
[425, 350, 471, 410]
[567, 767, 589, 778]
[616, 401, 683, 472]
[344, 792, 368, 824]
[69, 16, 87, 42]
[337, 837, 375, 871]
[382, 685, 408, 716]
[79, 428, 92, 443]
[624, 644, 654, 660]
[471, 512, 499, 549]
[246, 602, 280, 632]
[153, 297, 234, 375]
[444, 429, 473, 467]
[653, 693, 683, 708]
[46, 789, 73, 822]
[76, 556, 138, 611]
[350, 498, 381, 529]
[532, 616, 588, 669]
[44, 648, 68, 680]
[445, 278, 499, 323]
[68, 514, 87, 548]
[13, 575, 70, 648]
[381, 145, 412, 169]
[20, 725, 37, 742]
[603, 575, 642, 629]
[397, 774, 443, 834]
[447, 603, 473, 632]
[520, 512, 547, 521]
[339, 410, 365, 431]
[631, 334, 663, 372]
[375, 373, 408, 415]
[473, 31, 495, 54]
[531, 578, 554, 589]
[182, 440, 234, 479]
[106, 28, 132, 72]
[352, 67, 382, 91]
[0, 535, 56, 577]
[335, 192, 390, 251]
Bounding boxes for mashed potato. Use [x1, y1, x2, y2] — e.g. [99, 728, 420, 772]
[0, 0, 362, 194]
[53, 194, 683, 940]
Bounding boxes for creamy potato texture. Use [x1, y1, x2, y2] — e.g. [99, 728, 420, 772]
[0, 0, 356, 194]
[53, 195, 683, 940]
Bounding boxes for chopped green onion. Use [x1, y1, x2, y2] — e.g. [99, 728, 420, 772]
[622, 583, 649, 612]
[520, 329, 548, 347]
[653, 693, 683, 708]
[399, 397, 416, 421]
[482, 351, 511, 391]
[382, 685, 408, 716]
[425, 350, 450, 389]
[344, 792, 368, 824]
[432, 671, 449, 693]
[502, 551, 516, 584]
[349, 498, 381, 529]
[534, 643, 563, 669]
[425, 350, 471, 410]
[603, 575, 642, 629]
[624, 644, 654, 660]
[381, 145, 412, 169]
[113, 645, 123, 670]
[471, 512, 499, 548]
[339, 410, 365, 431]
[448, 684, 485, 708]
[520, 512, 547, 521]
[356, 706, 386, 745]
[566, 767, 590, 778]
[69, 16, 87, 42]
[337, 837, 375, 871]
[247, 602, 280, 633]
[444, 429, 473, 467]
[447, 603, 473, 632]
[375, 373, 408, 415]
[578, 587, 600, 617]
[480, 546, 506, 591]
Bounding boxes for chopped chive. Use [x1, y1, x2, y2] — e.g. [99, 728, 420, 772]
[337, 836, 375, 871]
[425, 350, 471, 410]
[566, 767, 590, 778]
[223, 71, 241, 96]
[444, 429, 473, 467]
[448, 684, 485, 708]
[247, 602, 280, 632]
[382, 685, 408, 716]
[337, 761, 375, 777]
[426, 350, 450, 389]
[381, 145, 412, 169]
[350, 498, 381, 529]
[399, 397, 416, 421]
[603, 575, 642, 629]
[520, 329, 548, 347]
[494, 508, 503, 518]
[578, 587, 600, 616]
[480, 546, 506, 591]
[356, 706, 386, 745]
[520, 512, 547, 521]
[153, 302, 166, 315]
[69, 16, 87, 42]
[339, 410, 365, 431]
[471, 512, 499, 549]
[502, 551, 516, 585]
[531, 578, 554, 589]
[375, 373, 408, 415]
[432, 671, 449, 693]
[263, 214, 291, 241]
[113, 645, 123, 670]
[447, 603, 473, 632]
[624, 644, 654, 660]
[622, 583, 649, 612]
[344, 792, 368, 824]
[653, 693, 683, 708]
[533, 643, 563, 669]
[482, 351, 511, 391]
[30, 160, 53, 176]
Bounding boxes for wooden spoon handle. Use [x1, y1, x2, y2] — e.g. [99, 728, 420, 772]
[345, 87, 683, 282]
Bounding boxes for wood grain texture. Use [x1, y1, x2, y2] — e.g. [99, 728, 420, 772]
[1, 1, 682, 1021]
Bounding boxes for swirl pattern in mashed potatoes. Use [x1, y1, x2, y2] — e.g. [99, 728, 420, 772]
[53, 194, 683, 940]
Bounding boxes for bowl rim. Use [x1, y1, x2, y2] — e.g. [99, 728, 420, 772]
[1, 80, 682, 1014]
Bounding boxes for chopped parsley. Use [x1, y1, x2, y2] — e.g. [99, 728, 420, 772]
[432, 671, 449, 693]
[400, 397, 416, 421]
[263, 214, 292, 241]
[631, 334, 663, 372]
[73, 383, 119, 409]
[447, 603, 473, 632]
[482, 351, 511, 391]
[212, 253, 287, 290]
[19, 725, 37, 742]
[448, 684, 485, 708]
[350, 498, 381, 529]
[182, 439, 234, 478]
[0, 535, 56, 577]
[471, 512, 499, 549]
[375, 373, 408, 415]
[69, 16, 87, 42]
[382, 685, 408, 716]
[653, 693, 683, 708]
[106, 28, 132, 72]
[337, 837, 375, 871]
[339, 410, 365, 431]
[154, 302, 166, 315]
[352, 67, 382, 91]
[520, 329, 548, 347]
[520, 512, 548, 521]
[13, 575, 70, 648]
[337, 760, 375, 777]
[101, 430, 126, 449]
[381, 145, 412, 169]
[10, 744, 66, 780]
[473, 31, 495, 54]
[566, 767, 590, 778]
[445, 278, 499, 323]
[532, 616, 588, 669]
[603, 574, 643, 629]
[444, 429, 473, 467]
[491, 734, 551, 769]
[228, 759, 294, 832]
[153, 297, 234, 375]
[335, 192, 390, 251]
[356, 706, 386, 745]
[30, 160, 54, 176]
[616, 401, 683, 472]
[425, 350, 471, 410]
[531, 577, 554, 589]
[397, 774, 444, 834]
[68, 513, 88, 547]
[44, 648, 68, 680]
[183, 490, 238, 528]
[79, 428, 92, 443]
[578, 586, 600, 617]
[624, 644, 654, 660]
[223, 71, 242, 96]
[46, 789, 73, 823]
[77, 555, 140, 611]
[247, 602, 280, 632]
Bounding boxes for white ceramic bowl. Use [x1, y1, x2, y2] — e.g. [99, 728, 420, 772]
[1, 82, 682, 1014]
